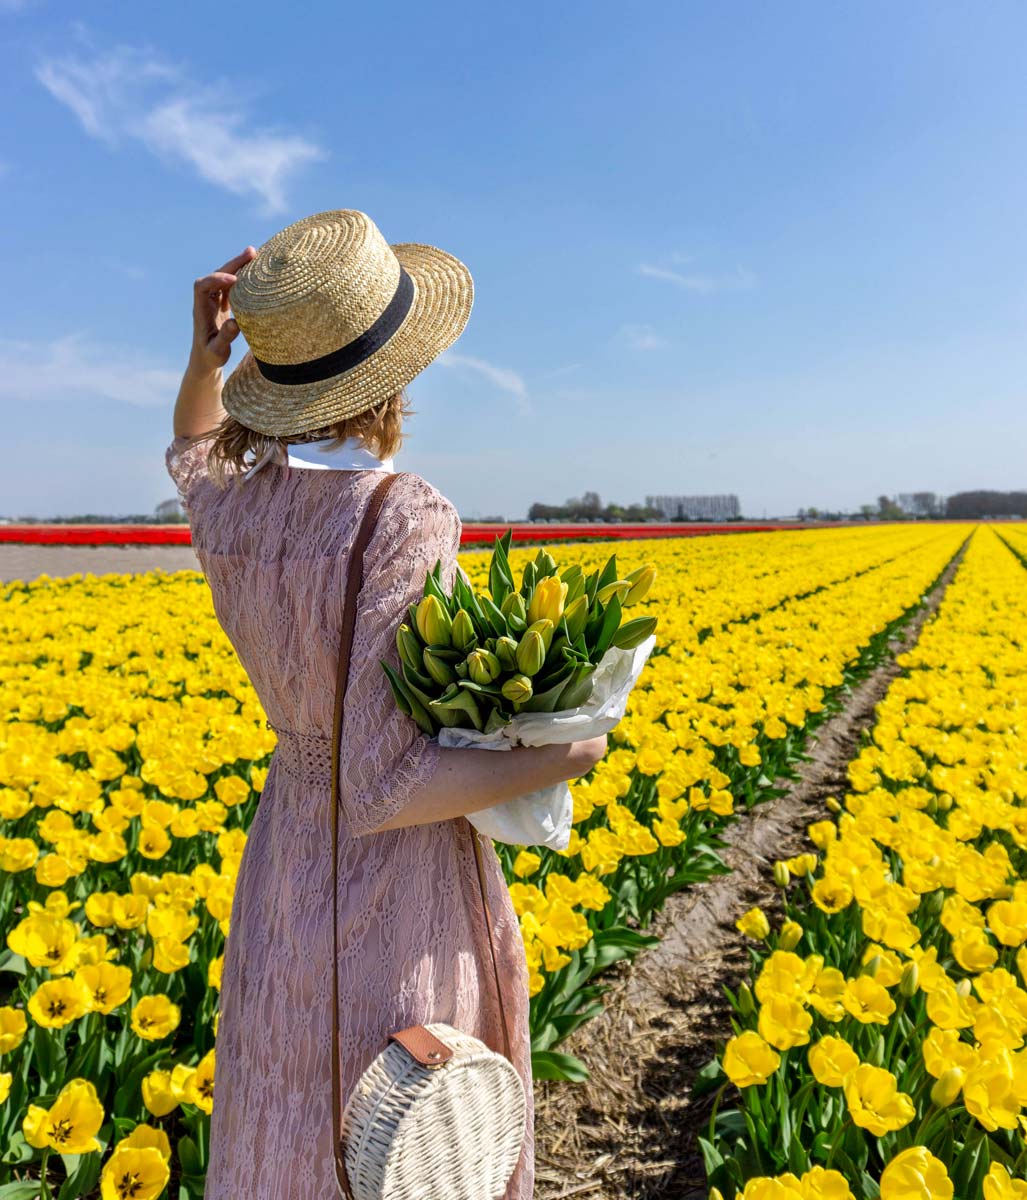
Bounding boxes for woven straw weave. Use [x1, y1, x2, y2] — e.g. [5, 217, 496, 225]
[222, 210, 474, 437]
[340, 1021, 526, 1199]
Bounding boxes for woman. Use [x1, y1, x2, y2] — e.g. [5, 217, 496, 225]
[164, 210, 607, 1200]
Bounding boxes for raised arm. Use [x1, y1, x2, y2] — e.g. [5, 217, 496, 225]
[172, 247, 256, 439]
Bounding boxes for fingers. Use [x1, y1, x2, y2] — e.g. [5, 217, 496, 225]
[196, 248, 256, 296]
[210, 318, 242, 357]
[194, 270, 239, 295]
[191, 249, 254, 352]
[218, 246, 257, 275]
[194, 272, 239, 341]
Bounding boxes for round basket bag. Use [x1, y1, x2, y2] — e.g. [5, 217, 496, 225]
[329, 473, 527, 1200]
[339, 1021, 526, 1199]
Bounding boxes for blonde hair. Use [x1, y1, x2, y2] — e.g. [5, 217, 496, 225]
[196, 389, 413, 491]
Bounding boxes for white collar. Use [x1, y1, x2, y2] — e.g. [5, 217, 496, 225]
[242, 436, 394, 482]
[285, 437, 394, 472]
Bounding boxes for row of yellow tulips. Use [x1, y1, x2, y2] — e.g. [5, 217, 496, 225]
[702, 525, 1027, 1199]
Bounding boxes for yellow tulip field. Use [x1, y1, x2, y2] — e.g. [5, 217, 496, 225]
[705, 525, 1027, 1200]
[6, 520, 1026, 1198]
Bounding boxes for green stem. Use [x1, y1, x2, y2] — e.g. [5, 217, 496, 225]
[882, 995, 908, 1065]
[707, 1080, 731, 1147]
[825, 1117, 854, 1169]
[909, 1102, 939, 1145]
[39, 1147, 52, 1200]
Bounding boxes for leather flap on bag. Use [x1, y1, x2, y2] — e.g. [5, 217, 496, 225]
[389, 1025, 454, 1068]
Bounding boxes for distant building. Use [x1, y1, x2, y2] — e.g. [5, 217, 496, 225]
[646, 493, 741, 521]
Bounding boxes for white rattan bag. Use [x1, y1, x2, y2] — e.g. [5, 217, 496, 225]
[330, 473, 527, 1200]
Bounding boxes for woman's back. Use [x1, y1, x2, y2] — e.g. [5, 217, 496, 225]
[165, 432, 536, 1198]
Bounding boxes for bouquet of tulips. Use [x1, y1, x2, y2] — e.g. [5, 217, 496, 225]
[381, 531, 657, 738]
[381, 532, 658, 848]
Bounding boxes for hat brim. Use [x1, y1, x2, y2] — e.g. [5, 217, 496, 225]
[220, 242, 473, 437]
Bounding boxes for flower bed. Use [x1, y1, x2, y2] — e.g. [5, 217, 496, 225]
[702, 525, 1027, 1199]
[0, 525, 969, 1195]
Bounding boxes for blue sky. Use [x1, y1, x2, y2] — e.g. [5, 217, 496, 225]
[2, 0, 1025, 520]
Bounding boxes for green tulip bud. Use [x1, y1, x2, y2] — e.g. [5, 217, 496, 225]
[396, 624, 424, 673]
[863, 953, 883, 978]
[535, 548, 558, 577]
[501, 674, 533, 704]
[563, 594, 590, 642]
[495, 636, 519, 672]
[736, 982, 756, 1017]
[772, 861, 791, 888]
[422, 648, 456, 687]
[524, 617, 554, 654]
[825, 797, 842, 814]
[467, 648, 501, 686]
[501, 592, 527, 625]
[515, 629, 547, 676]
[899, 961, 920, 997]
[414, 595, 452, 646]
[451, 609, 477, 654]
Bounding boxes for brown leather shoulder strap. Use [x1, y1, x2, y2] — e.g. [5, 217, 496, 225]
[329, 470, 512, 1200]
[331, 470, 402, 1200]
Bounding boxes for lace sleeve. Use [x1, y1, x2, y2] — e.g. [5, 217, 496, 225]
[338, 475, 463, 838]
[165, 433, 214, 519]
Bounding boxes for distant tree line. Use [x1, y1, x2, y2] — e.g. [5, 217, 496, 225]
[945, 491, 1027, 519]
[528, 491, 664, 523]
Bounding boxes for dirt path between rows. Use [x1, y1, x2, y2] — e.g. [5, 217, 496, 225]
[533, 546, 966, 1200]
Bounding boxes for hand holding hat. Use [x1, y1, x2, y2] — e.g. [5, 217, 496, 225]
[189, 246, 257, 373]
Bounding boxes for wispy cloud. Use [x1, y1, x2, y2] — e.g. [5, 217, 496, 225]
[638, 253, 756, 294]
[617, 323, 668, 351]
[0, 333, 180, 408]
[35, 39, 326, 214]
[438, 352, 531, 415]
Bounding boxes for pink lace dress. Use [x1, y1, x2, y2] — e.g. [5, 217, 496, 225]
[164, 435, 535, 1199]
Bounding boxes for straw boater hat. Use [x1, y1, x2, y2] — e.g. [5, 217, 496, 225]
[221, 209, 474, 437]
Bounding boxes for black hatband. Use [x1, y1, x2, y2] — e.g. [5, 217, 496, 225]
[253, 267, 415, 386]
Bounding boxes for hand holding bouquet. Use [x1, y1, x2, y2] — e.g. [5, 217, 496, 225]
[381, 531, 657, 738]
[379, 533, 659, 849]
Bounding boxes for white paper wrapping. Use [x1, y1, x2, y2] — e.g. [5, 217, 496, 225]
[436, 634, 657, 850]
